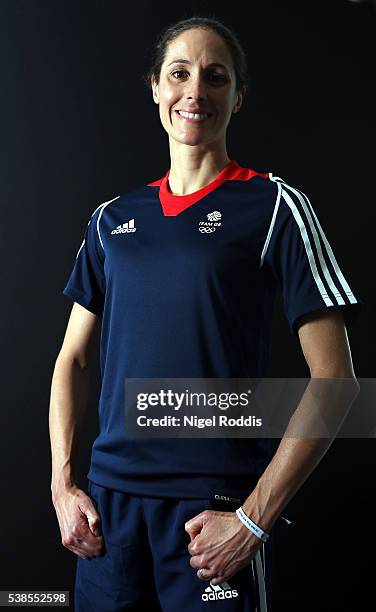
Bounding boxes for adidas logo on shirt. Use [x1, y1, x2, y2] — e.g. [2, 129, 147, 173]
[202, 582, 239, 602]
[111, 219, 136, 234]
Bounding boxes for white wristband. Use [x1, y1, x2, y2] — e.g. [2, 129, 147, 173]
[236, 506, 270, 543]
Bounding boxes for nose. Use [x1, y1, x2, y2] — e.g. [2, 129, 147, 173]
[184, 73, 207, 101]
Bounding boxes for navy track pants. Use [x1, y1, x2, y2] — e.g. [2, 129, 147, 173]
[74, 481, 274, 611]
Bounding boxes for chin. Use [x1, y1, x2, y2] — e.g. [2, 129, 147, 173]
[171, 133, 210, 147]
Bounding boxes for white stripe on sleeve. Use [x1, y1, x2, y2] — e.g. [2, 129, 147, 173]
[280, 187, 335, 306]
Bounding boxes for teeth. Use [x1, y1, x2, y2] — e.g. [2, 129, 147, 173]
[178, 111, 209, 120]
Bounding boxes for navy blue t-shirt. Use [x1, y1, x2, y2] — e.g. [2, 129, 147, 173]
[63, 160, 362, 498]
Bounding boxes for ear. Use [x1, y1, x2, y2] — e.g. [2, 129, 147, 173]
[151, 76, 159, 105]
[233, 88, 244, 114]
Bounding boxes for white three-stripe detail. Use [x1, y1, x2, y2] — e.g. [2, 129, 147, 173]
[267, 176, 357, 307]
[283, 184, 348, 304]
[295, 186, 358, 304]
[280, 187, 334, 306]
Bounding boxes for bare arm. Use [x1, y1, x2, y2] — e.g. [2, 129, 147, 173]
[49, 302, 99, 497]
[186, 309, 360, 585]
[242, 309, 359, 530]
[49, 302, 103, 559]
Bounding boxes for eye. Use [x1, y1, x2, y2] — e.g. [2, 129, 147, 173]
[208, 73, 226, 83]
[171, 70, 188, 79]
[205, 73, 228, 88]
[170, 69, 227, 84]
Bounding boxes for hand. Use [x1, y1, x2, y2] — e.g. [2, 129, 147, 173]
[185, 509, 262, 586]
[52, 485, 104, 559]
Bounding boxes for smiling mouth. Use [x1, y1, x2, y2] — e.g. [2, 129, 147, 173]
[175, 110, 213, 123]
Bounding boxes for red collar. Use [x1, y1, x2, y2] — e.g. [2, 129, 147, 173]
[148, 160, 269, 216]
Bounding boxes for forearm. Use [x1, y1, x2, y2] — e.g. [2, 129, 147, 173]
[243, 435, 331, 530]
[242, 375, 360, 531]
[49, 353, 90, 499]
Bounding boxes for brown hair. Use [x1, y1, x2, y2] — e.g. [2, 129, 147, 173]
[142, 15, 249, 99]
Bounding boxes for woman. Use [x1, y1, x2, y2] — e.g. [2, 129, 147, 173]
[49, 16, 362, 612]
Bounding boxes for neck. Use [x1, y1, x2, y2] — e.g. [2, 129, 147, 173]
[168, 146, 231, 196]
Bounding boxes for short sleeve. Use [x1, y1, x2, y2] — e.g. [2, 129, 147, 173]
[263, 178, 363, 336]
[63, 205, 106, 316]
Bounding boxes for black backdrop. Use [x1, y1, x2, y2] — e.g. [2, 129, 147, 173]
[1, 0, 375, 610]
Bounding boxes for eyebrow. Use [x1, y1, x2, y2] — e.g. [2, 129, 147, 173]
[167, 59, 228, 70]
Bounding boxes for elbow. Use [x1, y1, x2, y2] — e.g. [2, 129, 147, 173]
[56, 348, 89, 372]
[309, 368, 360, 399]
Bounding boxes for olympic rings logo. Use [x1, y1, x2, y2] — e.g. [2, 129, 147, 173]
[199, 227, 216, 233]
